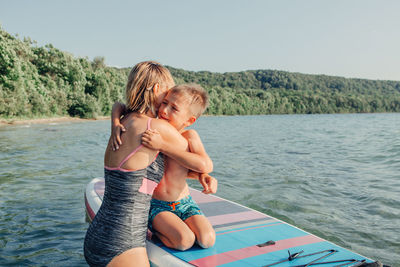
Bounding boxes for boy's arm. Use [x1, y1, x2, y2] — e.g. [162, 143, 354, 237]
[142, 128, 213, 174]
[188, 171, 218, 194]
[187, 171, 200, 179]
[110, 102, 127, 151]
[184, 129, 213, 173]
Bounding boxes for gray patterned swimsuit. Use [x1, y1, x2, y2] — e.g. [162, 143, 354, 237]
[84, 119, 164, 267]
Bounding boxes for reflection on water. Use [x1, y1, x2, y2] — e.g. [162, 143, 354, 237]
[0, 113, 399, 266]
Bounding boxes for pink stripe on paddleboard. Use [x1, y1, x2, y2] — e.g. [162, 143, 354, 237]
[208, 210, 267, 226]
[138, 178, 158, 195]
[84, 193, 95, 221]
[189, 235, 324, 266]
[189, 189, 224, 204]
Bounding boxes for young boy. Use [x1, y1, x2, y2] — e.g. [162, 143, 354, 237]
[112, 84, 217, 251]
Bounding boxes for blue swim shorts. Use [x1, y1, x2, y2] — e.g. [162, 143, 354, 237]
[148, 195, 204, 232]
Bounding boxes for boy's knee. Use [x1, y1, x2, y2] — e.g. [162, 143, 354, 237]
[197, 231, 216, 249]
[173, 231, 196, 251]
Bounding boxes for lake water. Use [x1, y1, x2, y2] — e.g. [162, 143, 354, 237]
[0, 113, 399, 266]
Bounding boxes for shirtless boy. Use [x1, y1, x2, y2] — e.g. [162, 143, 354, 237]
[113, 84, 217, 251]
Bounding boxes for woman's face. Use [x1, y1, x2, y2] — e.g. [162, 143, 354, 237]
[155, 82, 174, 109]
[155, 88, 168, 109]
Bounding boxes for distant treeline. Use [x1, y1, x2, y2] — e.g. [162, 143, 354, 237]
[1, 26, 400, 119]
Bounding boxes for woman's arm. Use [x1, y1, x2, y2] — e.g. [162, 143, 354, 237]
[142, 126, 213, 174]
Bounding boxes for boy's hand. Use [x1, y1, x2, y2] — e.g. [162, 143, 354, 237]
[111, 123, 126, 151]
[110, 101, 127, 151]
[141, 129, 164, 150]
[199, 173, 218, 194]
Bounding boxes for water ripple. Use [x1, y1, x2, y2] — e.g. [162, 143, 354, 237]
[1, 114, 399, 266]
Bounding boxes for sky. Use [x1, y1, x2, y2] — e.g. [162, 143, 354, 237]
[1, 0, 399, 81]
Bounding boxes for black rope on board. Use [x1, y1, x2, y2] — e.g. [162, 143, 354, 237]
[262, 248, 371, 267]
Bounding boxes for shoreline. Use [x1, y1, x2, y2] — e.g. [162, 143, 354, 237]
[0, 116, 110, 127]
[1, 112, 397, 127]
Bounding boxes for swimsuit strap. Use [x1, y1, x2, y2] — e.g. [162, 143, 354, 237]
[147, 117, 152, 130]
[118, 118, 152, 168]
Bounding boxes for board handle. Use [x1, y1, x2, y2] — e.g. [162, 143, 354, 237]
[256, 240, 275, 247]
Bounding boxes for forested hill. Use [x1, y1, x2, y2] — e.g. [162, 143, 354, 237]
[1, 26, 400, 119]
[169, 67, 400, 115]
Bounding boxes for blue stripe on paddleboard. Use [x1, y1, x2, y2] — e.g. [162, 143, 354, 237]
[164, 223, 310, 262]
[214, 218, 277, 232]
[213, 217, 277, 230]
[215, 221, 282, 235]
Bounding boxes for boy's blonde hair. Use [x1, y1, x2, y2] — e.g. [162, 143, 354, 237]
[126, 61, 174, 115]
[169, 84, 209, 118]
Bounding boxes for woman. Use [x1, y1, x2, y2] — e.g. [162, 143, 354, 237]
[84, 61, 190, 266]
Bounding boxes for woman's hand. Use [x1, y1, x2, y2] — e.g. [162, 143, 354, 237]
[141, 129, 165, 150]
[199, 173, 218, 194]
[111, 123, 126, 151]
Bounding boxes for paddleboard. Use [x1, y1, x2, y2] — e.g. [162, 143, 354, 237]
[84, 177, 375, 266]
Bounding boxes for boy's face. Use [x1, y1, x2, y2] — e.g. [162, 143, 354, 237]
[158, 92, 195, 131]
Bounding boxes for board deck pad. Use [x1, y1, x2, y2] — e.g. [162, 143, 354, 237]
[85, 178, 373, 266]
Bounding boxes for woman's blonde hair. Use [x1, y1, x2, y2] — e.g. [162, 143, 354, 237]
[126, 61, 174, 115]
